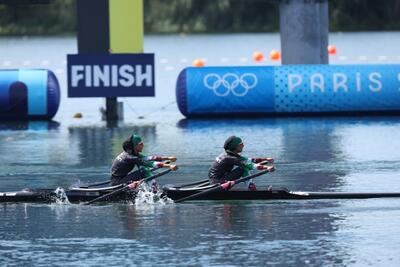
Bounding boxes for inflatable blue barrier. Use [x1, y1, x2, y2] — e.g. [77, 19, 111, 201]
[0, 69, 60, 120]
[176, 65, 400, 117]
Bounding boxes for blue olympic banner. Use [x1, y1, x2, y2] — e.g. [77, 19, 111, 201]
[68, 53, 155, 97]
[176, 64, 400, 117]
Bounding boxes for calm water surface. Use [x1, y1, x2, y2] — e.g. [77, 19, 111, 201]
[1, 33, 400, 266]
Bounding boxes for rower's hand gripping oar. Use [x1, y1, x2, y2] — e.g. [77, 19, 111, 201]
[247, 159, 273, 186]
[83, 168, 174, 205]
[174, 166, 275, 203]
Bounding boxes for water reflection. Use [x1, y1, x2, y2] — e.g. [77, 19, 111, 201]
[68, 124, 157, 166]
[0, 120, 60, 131]
[0, 197, 393, 266]
[105, 201, 351, 265]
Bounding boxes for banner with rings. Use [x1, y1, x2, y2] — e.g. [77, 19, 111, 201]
[176, 64, 400, 117]
[177, 66, 275, 115]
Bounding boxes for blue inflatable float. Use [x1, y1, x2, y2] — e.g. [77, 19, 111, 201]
[0, 69, 60, 120]
[176, 64, 400, 117]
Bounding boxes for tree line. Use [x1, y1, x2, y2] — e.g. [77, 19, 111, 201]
[0, 0, 399, 35]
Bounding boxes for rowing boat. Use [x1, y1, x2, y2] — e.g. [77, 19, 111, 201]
[163, 187, 400, 201]
[162, 179, 400, 201]
[1, 182, 400, 203]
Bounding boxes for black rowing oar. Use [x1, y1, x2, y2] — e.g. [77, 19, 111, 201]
[174, 167, 274, 203]
[83, 168, 173, 205]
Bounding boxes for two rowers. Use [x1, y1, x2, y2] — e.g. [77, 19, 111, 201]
[110, 134, 274, 190]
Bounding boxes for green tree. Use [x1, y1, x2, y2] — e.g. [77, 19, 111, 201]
[1, 0, 400, 35]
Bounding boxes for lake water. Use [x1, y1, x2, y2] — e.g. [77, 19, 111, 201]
[1, 32, 400, 266]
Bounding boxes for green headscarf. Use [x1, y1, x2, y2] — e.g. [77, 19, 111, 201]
[131, 134, 142, 147]
[224, 136, 242, 151]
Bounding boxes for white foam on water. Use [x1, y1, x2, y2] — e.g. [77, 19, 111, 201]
[54, 187, 71, 204]
[134, 183, 174, 208]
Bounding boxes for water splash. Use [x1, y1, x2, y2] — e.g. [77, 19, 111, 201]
[134, 183, 173, 207]
[53, 187, 71, 204]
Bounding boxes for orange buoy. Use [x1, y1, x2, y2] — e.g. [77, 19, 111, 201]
[327, 45, 337, 55]
[192, 59, 205, 67]
[252, 51, 264, 62]
[269, 49, 281, 61]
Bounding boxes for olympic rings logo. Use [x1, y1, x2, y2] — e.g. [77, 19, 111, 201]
[203, 73, 258, 97]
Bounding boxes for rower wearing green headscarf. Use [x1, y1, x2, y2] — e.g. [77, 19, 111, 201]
[110, 133, 178, 186]
[208, 136, 274, 189]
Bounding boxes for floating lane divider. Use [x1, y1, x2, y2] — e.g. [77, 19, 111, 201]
[0, 69, 60, 120]
[176, 64, 400, 117]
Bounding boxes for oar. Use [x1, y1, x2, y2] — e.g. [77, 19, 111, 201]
[83, 168, 173, 205]
[172, 179, 210, 189]
[174, 168, 273, 203]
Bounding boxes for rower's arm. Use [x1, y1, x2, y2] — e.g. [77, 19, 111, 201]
[240, 156, 274, 171]
[239, 156, 258, 170]
[137, 153, 178, 171]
